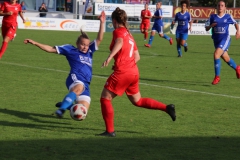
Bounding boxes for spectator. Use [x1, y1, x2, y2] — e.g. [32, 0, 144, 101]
[38, 3, 48, 17]
[20, 1, 26, 13]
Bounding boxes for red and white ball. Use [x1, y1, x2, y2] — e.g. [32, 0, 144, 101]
[70, 104, 88, 121]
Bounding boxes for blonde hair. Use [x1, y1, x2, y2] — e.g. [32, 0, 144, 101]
[76, 30, 89, 44]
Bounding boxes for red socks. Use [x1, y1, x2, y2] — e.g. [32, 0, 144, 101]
[134, 98, 167, 111]
[0, 41, 8, 59]
[100, 98, 114, 133]
[144, 32, 148, 40]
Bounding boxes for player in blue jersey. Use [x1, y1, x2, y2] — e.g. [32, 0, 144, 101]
[172, 0, 192, 57]
[144, 2, 173, 48]
[205, 1, 240, 85]
[23, 11, 106, 117]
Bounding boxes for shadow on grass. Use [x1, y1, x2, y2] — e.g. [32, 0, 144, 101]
[0, 137, 239, 160]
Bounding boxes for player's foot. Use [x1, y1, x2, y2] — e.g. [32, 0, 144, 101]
[212, 76, 220, 85]
[55, 109, 65, 118]
[166, 104, 176, 121]
[55, 102, 62, 108]
[144, 44, 151, 48]
[184, 46, 188, 52]
[96, 131, 116, 137]
[236, 66, 240, 79]
[169, 38, 173, 45]
[178, 55, 182, 58]
[144, 39, 146, 41]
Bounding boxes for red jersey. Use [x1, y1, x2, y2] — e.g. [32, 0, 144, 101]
[141, 9, 151, 23]
[109, 27, 138, 73]
[1, 2, 22, 26]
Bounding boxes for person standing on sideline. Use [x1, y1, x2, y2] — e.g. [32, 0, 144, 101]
[144, 2, 173, 48]
[24, 11, 106, 118]
[20, 1, 27, 13]
[97, 7, 176, 137]
[140, 3, 152, 41]
[0, 0, 25, 59]
[172, 0, 192, 57]
[39, 2, 48, 17]
[205, 0, 240, 85]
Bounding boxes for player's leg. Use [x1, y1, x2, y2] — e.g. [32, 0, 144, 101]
[144, 23, 150, 41]
[145, 24, 156, 47]
[176, 32, 182, 57]
[0, 25, 15, 59]
[55, 76, 85, 117]
[126, 74, 176, 121]
[212, 48, 224, 85]
[158, 25, 173, 45]
[180, 33, 188, 52]
[221, 51, 240, 79]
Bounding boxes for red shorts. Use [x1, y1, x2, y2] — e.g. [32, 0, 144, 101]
[1, 24, 17, 40]
[140, 22, 150, 30]
[104, 72, 139, 96]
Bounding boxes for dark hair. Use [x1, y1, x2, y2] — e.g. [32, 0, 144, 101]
[180, 0, 190, 7]
[111, 7, 128, 31]
[76, 30, 89, 44]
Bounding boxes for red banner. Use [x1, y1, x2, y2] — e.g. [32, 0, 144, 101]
[173, 7, 240, 19]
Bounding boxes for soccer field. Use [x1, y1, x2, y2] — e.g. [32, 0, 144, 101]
[0, 29, 240, 159]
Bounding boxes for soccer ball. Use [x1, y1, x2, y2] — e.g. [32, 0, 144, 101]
[70, 104, 88, 121]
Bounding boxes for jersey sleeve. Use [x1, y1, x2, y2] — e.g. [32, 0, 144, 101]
[89, 40, 98, 53]
[174, 13, 178, 22]
[148, 10, 151, 16]
[188, 12, 191, 22]
[55, 44, 74, 55]
[227, 14, 236, 24]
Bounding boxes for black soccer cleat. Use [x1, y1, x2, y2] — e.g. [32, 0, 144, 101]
[96, 131, 116, 137]
[55, 109, 65, 118]
[55, 102, 62, 108]
[166, 104, 176, 121]
[184, 46, 188, 52]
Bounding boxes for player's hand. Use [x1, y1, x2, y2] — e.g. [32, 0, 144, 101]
[23, 19, 26, 23]
[101, 57, 111, 68]
[8, 11, 13, 15]
[24, 39, 36, 45]
[211, 23, 217, 27]
[236, 31, 240, 40]
[98, 11, 106, 23]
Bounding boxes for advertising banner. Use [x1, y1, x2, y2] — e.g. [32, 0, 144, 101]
[170, 23, 238, 35]
[17, 17, 100, 32]
[95, 3, 173, 17]
[173, 7, 240, 19]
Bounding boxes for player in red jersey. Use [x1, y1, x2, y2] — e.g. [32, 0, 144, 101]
[0, 0, 25, 59]
[140, 3, 152, 41]
[96, 7, 176, 137]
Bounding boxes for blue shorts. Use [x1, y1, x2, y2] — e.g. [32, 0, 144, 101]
[213, 36, 231, 52]
[152, 23, 163, 34]
[176, 31, 188, 40]
[66, 74, 90, 97]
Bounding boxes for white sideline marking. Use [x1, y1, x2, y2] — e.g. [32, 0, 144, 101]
[1, 61, 240, 99]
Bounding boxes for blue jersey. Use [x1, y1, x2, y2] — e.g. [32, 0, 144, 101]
[174, 11, 191, 34]
[154, 8, 163, 26]
[208, 14, 236, 40]
[55, 40, 97, 84]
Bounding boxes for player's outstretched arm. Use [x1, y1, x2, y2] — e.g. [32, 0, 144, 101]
[234, 23, 240, 39]
[96, 11, 106, 47]
[24, 39, 57, 53]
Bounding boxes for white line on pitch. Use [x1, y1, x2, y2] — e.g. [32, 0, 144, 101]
[1, 61, 240, 99]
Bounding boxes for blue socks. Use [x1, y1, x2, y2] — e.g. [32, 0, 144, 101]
[214, 59, 221, 76]
[177, 44, 181, 56]
[163, 34, 170, 41]
[59, 92, 77, 110]
[148, 36, 154, 45]
[227, 58, 237, 70]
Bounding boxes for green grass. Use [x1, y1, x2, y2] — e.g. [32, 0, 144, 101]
[0, 29, 240, 160]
